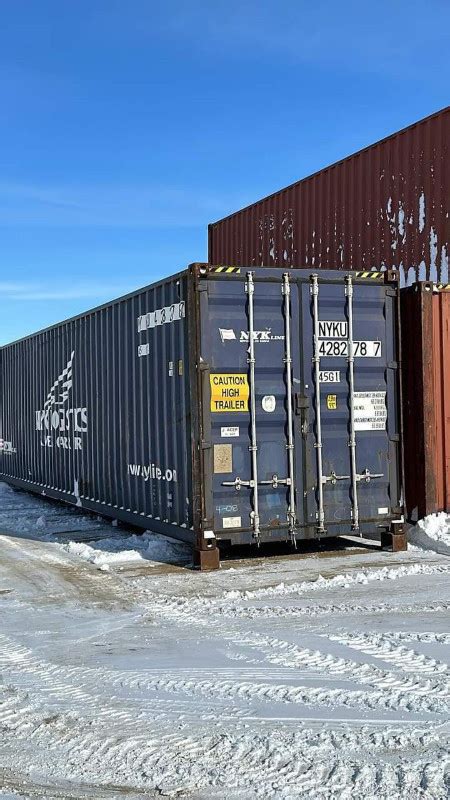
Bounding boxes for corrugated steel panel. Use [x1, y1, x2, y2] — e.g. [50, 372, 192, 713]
[401, 282, 450, 519]
[200, 268, 403, 545]
[0, 271, 196, 540]
[209, 108, 449, 285]
[0, 265, 405, 567]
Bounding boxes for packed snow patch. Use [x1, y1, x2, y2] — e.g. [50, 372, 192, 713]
[409, 513, 450, 555]
[223, 561, 450, 602]
[63, 531, 191, 568]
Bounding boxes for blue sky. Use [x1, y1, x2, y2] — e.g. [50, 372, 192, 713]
[0, 0, 449, 343]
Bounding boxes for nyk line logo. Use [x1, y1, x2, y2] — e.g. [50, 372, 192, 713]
[219, 328, 284, 343]
[35, 350, 88, 451]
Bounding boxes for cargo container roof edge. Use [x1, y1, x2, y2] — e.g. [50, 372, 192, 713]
[208, 105, 450, 228]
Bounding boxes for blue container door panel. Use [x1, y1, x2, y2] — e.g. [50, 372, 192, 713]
[204, 273, 300, 535]
[300, 277, 398, 529]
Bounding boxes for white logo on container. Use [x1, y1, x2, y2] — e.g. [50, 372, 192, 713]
[219, 328, 237, 342]
[219, 328, 284, 343]
[35, 350, 88, 451]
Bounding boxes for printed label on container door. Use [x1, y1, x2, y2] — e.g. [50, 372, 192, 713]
[318, 321, 348, 338]
[354, 391, 387, 431]
[213, 444, 233, 473]
[318, 340, 382, 358]
[222, 516, 242, 529]
[210, 374, 249, 412]
[319, 370, 341, 383]
[221, 426, 239, 437]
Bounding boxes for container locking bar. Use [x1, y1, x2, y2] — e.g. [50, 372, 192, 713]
[323, 471, 350, 485]
[310, 274, 326, 535]
[358, 468, 383, 483]
[260, 474, 292, 488]
[322, 468, 384, 486]
[223, 474, 291, 489]
[222, 477, 255, 490]
[245, 272, 261, 545]
[282, 272, 297, 546]
[345, 274, 359, 531]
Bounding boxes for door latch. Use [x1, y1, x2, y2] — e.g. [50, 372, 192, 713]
[223, 474, 292, 490]
[357, 468, 384, 483]
[322, 471, 350, 485]
[322, 468, 384, 486]
[259, 474, 292, 488]
[222, 477, 255, 490]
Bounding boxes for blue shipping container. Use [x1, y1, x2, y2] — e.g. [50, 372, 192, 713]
[0, 265, 405, 568]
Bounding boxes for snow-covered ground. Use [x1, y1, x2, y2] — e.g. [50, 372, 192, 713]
[0, 481, 449, 799]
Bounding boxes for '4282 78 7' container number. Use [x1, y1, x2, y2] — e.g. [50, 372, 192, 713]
[318, 340, 381, 357]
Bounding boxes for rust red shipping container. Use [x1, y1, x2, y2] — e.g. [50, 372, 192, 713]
[209, 107, 449, 286]
[402, 283, 450, 518]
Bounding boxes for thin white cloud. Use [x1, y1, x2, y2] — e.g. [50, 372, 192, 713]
[0, 182, 249, 227]
[0, 281, 137, 301]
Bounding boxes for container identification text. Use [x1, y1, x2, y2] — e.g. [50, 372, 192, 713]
[318, 340, 381, 358]
[319, 370, 341, 383]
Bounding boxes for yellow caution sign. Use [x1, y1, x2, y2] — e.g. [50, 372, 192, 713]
[210, 373, 249, 412]
[326, 394, 337, 410]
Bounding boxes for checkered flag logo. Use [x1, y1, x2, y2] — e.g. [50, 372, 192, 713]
[43, 351, 75, 410]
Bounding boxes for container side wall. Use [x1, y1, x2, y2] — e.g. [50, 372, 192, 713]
[0, 275, 195, 539]
[433, 290, 450, 512]
[209, 108, 449, 284]
[401, 282, 443, 520]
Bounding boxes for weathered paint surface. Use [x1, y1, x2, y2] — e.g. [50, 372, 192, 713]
[401, 282, 450, 519]
[209, 108, 449, 285]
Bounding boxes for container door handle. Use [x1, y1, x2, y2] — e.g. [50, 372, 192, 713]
[345, 274, 359, 531]
[310, 274, 326, 534]
[245, 272, 261, 544]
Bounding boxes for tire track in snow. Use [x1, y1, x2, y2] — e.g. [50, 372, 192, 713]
[220, 562, 450, 602]
[207, 600, 450, 622]
[225, 631, 450, 709]
[325, 631, 450, 678]
[0, 636, 250, 741]
[386, 631, 450, 645]
[0, 634, 448, 723]
[137, 564, 450, 628]
[6, 724, 445, 800]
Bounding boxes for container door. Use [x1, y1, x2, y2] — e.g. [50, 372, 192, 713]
[200, 269, 303, 544]
[302, 274, 400, 532]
